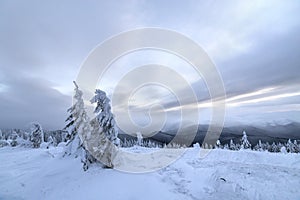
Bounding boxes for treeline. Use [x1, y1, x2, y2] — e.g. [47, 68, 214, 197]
[203, 131, 300, 153]
[120, 131, 300, 153]
[0, 125, 68, 148]
[1, 126, 299, 154]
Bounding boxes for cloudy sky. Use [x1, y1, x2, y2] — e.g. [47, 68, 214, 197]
[0, 0, 300, 130]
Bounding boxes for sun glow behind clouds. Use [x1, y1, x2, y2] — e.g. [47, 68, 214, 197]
[0, 83, 9, 93]
[193, 87, 300, 109]
[226, 87, 275, 102]
[228, 91, 300, 107]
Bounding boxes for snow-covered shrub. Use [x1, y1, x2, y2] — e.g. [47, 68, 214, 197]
[193, 143, 200, 148]
[166, 142, 183, 148]
[0, 140, 10, 147]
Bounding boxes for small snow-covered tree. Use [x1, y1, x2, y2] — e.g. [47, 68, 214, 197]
[223, 143, 229, 150]
[280, 146, 287, 154]
[90, 89, 120, 146]
[254, 140, 264, 151]
[147, 140, 153, 148]
[215, 139, 221, 149]
[240, 130, 251, 149]
[47, 136, 54, 147]
[30, 123, 43, 148]
[271, 142, 279, 152]
[229, 139, 236, 150]
[10, 131, 19, 147]
[293, 140, 299, 153]
[203, 143, 209, 149]
[265, 142, 271, 152]
[286, 139, 295, 153]
[136, 132, 143, 146]
[0, 129, 2, 140]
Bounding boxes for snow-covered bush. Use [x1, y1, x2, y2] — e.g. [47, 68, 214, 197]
[193, 143, 200, 148]
[0, 140, 10, 147]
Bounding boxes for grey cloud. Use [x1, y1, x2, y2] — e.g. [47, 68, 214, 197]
[1, 0, 300, 129]
[219, 25, 300, 97]
[0, 75, 71, 129]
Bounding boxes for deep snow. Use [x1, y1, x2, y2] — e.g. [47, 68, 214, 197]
[0, 146, 300, 200]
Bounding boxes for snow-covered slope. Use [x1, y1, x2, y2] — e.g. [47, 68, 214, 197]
[0, 146, 299, 200]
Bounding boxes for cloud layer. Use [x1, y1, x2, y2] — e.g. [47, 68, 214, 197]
[1, 0, 300, 129]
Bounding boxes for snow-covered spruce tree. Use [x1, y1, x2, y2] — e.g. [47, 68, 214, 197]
[64, 81, 95, 169]
[254, 140, 264, 151]
[70, 87, 120, 169]
[265, 142, 271, 152]
[215, 139, 221, 149]
[286, 139, 295, 153]
[272, 142, 280, 152]
[240, 130, 251, 149]
[136, 132, 143, 146]
[10, 130, 19, 147]
[64, 81, 85, 144]
[223, 143, 229, 150]
[90, 89, 120, 146]
[30, 123, 44, 148]
[293, 140, 299, 153]
[229, 139, 236, 150]
[0, 129, 2, 140]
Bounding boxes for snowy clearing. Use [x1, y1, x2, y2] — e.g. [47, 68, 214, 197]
[0, 146, 300, 200]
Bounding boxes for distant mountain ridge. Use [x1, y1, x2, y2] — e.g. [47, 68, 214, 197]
[118, 122, 300, 146]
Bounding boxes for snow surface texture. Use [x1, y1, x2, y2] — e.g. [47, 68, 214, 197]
[0, 146, 300, 200]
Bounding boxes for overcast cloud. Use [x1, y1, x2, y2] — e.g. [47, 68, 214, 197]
[0, 0, 300, 129]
